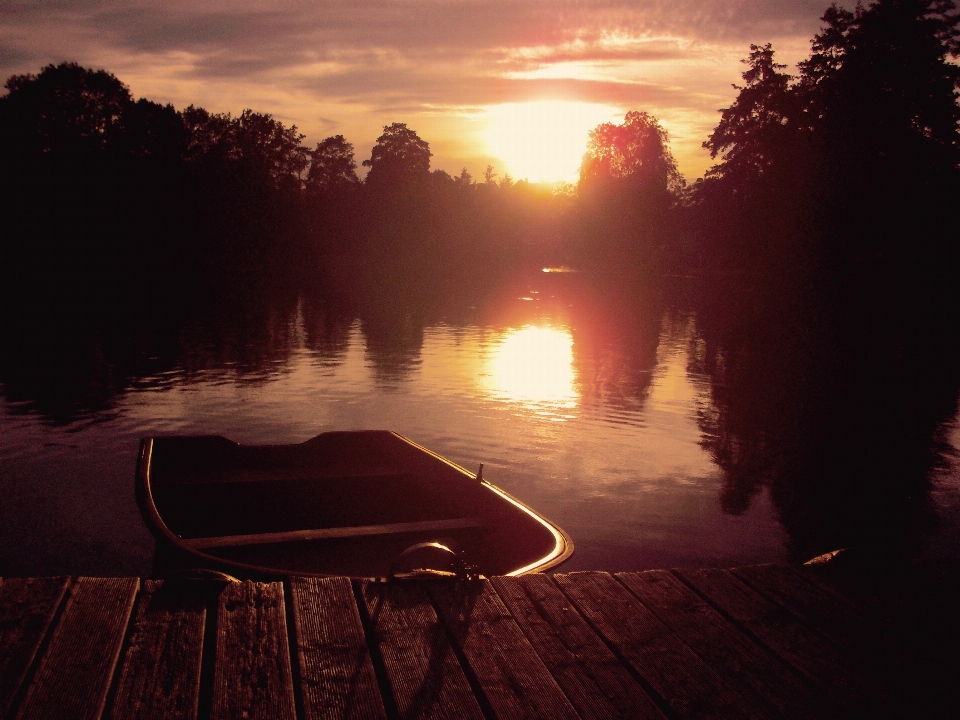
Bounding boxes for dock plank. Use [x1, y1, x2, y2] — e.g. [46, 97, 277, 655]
[732, 564, 880, 663]
[554, 571, 761, 720]
[429, 579, 580, 720]
[14, 577, 138, 720]
[211, 580, 296, 720]
[289, 577, 386, 720]
[0, 577, 69, 719]
[491, 574, 667, 720]
[2, 565, 951, 720]
[107, 579, 208, 720]
[616, 570, 842, 720]
[359, 580, 484, 720]
[677, 568, 902, 720]
[793, 563, 960, 718]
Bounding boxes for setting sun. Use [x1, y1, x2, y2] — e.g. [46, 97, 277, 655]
[484, 101, 622, 184]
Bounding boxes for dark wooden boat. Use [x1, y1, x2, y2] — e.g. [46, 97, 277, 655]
[136, 430, 573, 579]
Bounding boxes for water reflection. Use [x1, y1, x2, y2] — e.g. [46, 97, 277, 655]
[487, 325, 577, 412]
[1, 270, 959, 577]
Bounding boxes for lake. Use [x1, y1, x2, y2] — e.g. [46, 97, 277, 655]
[2, 270, 958, 577]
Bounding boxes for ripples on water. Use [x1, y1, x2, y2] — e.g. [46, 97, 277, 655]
[1, 274, 957, 576]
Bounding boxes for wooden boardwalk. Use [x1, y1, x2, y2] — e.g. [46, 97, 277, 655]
[1, 564, 956, 719]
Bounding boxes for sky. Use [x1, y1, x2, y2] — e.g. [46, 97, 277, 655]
[0, 1, 835, 183]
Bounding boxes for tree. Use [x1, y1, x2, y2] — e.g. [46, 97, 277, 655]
[120, 99, 188, 160]
[305, 135, 359, 195]
[794, 0, 960, 270]
[181, 105, 235, 162]
[579, 111, 683, 196]
[703, 44, 801, 185]
[233, 109, 308, 188]
[362, 123, 431, 190]
[799, 0, 960, 150]
[0, 62, 132, 158]
[454, 167, 474, 189]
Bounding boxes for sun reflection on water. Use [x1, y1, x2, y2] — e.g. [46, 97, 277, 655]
[486, 325, 578, 413]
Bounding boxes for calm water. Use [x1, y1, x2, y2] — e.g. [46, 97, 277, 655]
[2, 271, 958, 576]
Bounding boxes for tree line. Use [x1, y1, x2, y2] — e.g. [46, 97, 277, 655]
[0, 58, 691, 323]
[2, 0, 958, 563]
[686, 0, 960, 564]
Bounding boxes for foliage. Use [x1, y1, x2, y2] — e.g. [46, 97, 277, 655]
[703, 44, 803, 185]
[0, 62, 132, 158]
[572, 111, 685, 280]
[579, 111, 683, 196]
[693, 0, 960, 272]
[305, 135, 359, 195]
[361, 122, 432, 191]
[689, 0, 960, 561]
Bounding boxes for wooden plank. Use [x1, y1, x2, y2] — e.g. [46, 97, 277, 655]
[359, 580, 484, 720]
[290, 577, 386, 720]
[15, 577, 139, 720]
[799, 556, 960, 675]
[616, 571, 842, 720]
[211, 580, 296, 720]
[107, 579, 208, 720]
[796, 564, 888, 619]
[554, 572, 760, 720]
[732, 565, 881, 663]
[792, 567, 960, 717]
[188, 518, 485, 549]
[0, 577, 70, 719]
[677, 568, 905, 719]
[428, 579, 580, 720]
[490, 574, 667, 720]
[737, 565, 956, 681]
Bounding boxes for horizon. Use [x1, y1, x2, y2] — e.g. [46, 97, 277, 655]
[0, 0, 833, 183]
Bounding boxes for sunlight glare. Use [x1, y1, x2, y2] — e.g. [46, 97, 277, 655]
[484, 101, 621, 183]
[487, 326, 578, 409]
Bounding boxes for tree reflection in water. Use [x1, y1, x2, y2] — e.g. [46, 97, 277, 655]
[692, 278, 960, 566]
[3, 269, 959, 573]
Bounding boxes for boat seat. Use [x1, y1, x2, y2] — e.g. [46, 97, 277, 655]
[184, 518, 488, 549]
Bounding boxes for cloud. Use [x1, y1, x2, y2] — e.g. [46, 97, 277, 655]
[0, 0, 836, 178]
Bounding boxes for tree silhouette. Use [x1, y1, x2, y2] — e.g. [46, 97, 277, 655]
[362, 122, 431, 191]
[579, 111, 683, 196]
[703, 44, 802, 186]
[573, 111, 684, 279]
[690, 0, 960, 564]
[0, 62, 133, 159]
[232, 109, 308, 190]
[305, 135, 359, 195]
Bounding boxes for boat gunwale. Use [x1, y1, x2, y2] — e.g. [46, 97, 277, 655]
[136, 431, 573, 579]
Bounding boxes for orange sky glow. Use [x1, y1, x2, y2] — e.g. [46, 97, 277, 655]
[0, 1, 831, 183]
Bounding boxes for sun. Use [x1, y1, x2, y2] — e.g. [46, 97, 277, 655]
[484, 101, 622, 184]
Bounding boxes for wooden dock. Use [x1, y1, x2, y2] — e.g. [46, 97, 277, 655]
[1, 564, 956, 719]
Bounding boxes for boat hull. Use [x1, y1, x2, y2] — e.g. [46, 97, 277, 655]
[137, 430, 573, 579]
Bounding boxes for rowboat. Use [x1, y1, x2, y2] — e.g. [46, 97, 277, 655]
[136, 430, 573, 579]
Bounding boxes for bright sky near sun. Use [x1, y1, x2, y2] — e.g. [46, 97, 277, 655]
[0, 1, 831, 183]
[485, 102, 623, 183]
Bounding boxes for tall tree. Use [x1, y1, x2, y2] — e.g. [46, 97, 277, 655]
[362, 123, 431, 190]
[574, 111, 683, 278]
[305, 135, 359, 195]
[703, 44, 802, 186]
[579, 111, 683, 196]
[0, 62, 133, 158]
[800, 0, 960, 149]
[233, 109, 308, 189]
